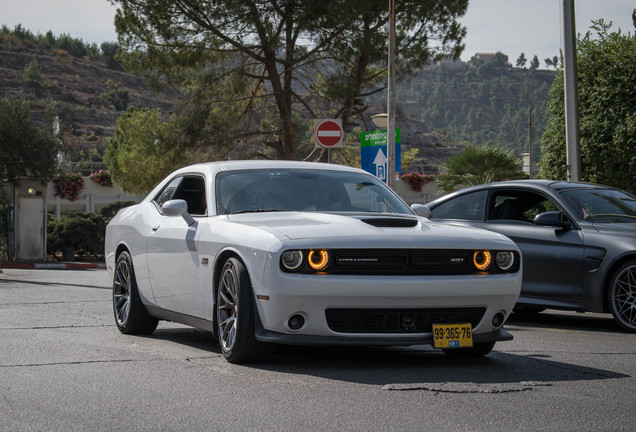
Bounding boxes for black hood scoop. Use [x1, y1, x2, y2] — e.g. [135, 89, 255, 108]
[360, 217, 419, 228]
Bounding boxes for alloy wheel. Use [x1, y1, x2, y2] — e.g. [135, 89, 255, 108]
[218, 266, 238, 352]
[113, 257, 131, 327]
[610, 263, 636, 331]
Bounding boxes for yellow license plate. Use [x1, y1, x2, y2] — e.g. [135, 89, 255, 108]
[432, 323, 473, 348]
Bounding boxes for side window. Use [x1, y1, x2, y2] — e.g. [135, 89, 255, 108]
[430, 190, 487, 221]
[153, 176, 207, 215]
[154, 177, 182, 209]
[177, 176, 207, 215]
[489, 190, 559, 222]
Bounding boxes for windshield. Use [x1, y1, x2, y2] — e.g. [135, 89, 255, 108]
[215, 168, 412, 216]
[560, 188, 636, 223]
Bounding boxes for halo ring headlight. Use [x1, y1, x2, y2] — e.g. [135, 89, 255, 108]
[473, 251, 492, 271]
[308, 249, 330, 271]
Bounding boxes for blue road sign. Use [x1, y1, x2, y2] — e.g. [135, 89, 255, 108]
[360, 129, 401, 183]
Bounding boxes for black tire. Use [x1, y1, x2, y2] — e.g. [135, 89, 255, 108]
[608, 260, 636, 333]
[442, 341, 495, 357]
[113, 251, 158, 334]
[216, 257, 271, 363]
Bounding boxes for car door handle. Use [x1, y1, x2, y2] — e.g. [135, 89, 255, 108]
[152, 225, 160, 232]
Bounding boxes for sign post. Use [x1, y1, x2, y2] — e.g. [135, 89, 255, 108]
[314, 119, 344, 163]
[360, 129, 401, 183]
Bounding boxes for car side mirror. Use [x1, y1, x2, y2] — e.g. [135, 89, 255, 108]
[534, 211, 570, 230]
[162, 199, 195, 226]
[411, 204, 431, 218]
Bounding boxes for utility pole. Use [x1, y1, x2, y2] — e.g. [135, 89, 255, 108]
[528, 108, 533, 178]
[386, 0, 397, 189]
[562, 0, 581, 181]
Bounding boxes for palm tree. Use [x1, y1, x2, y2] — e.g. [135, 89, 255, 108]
[437, 145, 525, 194]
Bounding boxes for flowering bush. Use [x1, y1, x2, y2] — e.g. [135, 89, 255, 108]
[89, 170, 113, 188]
[400, 172, 434, 192]
[53, 172, 85, 202]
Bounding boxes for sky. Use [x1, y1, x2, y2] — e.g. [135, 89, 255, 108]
[2, 0, 634, 66]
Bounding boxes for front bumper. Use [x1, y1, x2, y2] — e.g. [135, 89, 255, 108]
[252, 270, 521, 345]
[255, 327, 513, 346]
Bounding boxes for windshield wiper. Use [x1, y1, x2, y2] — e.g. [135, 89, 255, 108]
[230, 208, 291, 214]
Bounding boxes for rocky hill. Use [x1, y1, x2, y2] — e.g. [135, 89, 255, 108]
[0, 48, 178, 140]
[9, 38, 557, 174]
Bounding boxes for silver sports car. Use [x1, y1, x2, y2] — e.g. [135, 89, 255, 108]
[417, 180, 636, 332]
[105, 161, 521, 363]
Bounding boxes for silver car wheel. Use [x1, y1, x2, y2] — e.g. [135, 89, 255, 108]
[218, 264, 238, 352]
[609, 262, 636, 332]
[113, 256, 132, 327]
[216, 258, 271, 363]
[112, 251, 158, 334]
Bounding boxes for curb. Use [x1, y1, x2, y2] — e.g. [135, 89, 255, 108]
[0, 262, 106, 270]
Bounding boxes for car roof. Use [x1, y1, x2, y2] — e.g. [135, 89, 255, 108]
[173, 160, 369, 177]
[453, 179, 615, 192]
[427, 179, 620, 206]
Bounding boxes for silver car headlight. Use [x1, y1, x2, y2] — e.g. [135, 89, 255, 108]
[495, 251, 516, 271]
[281, 250, 304, 271]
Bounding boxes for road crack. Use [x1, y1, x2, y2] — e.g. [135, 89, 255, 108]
[0, 359, 137, 368]
[382, 381, 552, 393]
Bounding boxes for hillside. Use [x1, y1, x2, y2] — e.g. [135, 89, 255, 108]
[0, 47, 178, 145]
[395, 57, 556, 161]
[0, 31, 556, 173]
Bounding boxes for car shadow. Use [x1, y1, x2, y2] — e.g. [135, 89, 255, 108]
[508, 309, 623, 333]
[256, 344, 628, 387]
[0, 277, 111, 290]
[148, 326, 628, 387]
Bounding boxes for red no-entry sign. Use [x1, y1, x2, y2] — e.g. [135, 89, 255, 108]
[314, 119, 344, 148]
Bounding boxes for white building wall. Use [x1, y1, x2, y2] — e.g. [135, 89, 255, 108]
[46, 177, 144, 216]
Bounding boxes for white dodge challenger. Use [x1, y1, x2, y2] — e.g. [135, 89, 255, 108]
[105, 160, 521, 363]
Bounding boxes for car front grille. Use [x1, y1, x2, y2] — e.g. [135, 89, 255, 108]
[325, 307, 486, 333]
[330, 249, 475, 275]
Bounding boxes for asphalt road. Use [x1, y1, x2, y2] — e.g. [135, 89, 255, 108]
[1, 268, 635, 432]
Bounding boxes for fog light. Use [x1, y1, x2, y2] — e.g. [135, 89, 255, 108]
[288, 314, 305, 331]
[492, 311, 506, 328]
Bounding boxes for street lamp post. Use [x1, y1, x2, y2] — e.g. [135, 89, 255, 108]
[562, 0, 581, 181]
[386, 0, 397, 189]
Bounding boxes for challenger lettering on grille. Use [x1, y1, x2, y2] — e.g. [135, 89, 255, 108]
[337, 258, 380, 263]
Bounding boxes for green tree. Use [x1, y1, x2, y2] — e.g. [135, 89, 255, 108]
[112, 0, 468, 161]
[100, 42, 123, 71]
[544, 56, 557, 69]
[319, 1, 467, 132]
[23, 56, 42, 84]
[436, 145, 524, 194]
[539, 20, 636, 192]
[529, 55, 540, 70]
[104, 107, 179, 194]
[0, 94, 62, 202]
[516, 53, 527, 68]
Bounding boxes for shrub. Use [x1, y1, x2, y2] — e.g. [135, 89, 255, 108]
[400, 172, 435, 192]
[23, 57, 42, 84]
[89, 170, 113, 187]
[47, 212, 106, 260]
[53, 172, 84, 201]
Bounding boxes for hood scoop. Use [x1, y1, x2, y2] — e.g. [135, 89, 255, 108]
[361, 217, 419, 228]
